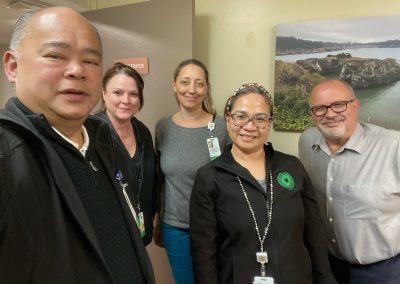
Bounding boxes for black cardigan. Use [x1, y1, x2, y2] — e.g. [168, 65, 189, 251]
[93, 112, 159, 246]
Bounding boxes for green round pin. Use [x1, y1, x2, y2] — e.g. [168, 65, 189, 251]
[277, 172, 295, 190]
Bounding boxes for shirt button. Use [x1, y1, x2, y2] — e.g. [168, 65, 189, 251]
[329, 177, 334, 181]
[331, 158, 335, 162]
[332, 238, 336, 243]
[329, 197, 333, 201]
[329, 218, 333, 222]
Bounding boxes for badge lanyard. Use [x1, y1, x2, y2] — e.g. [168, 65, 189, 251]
[132, 144, 146, 238]
[237, 171, 274, 278]
[115, 169, 145, 238]
[110, 126, 145, 238]
[206, 119, 222, 161]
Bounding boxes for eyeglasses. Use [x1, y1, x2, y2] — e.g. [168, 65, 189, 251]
[310, 99, 355, 117]
[230, 112, 273, 129]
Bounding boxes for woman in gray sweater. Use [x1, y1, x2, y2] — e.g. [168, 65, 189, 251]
[154, 59, 229, 284]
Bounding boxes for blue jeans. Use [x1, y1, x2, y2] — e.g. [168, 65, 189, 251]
[161, 222, 194, 284]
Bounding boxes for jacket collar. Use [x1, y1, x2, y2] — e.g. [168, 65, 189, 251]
[93, 111, 143, 155]
[213, 143, 275, 192]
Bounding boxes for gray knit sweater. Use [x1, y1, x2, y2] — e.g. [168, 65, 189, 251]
[155, 115, 229, 229]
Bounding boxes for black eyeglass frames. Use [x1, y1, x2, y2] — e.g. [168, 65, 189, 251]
[310, 99, 355, 117]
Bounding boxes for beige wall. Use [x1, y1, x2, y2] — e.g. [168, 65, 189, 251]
[194, 0, 400, 157]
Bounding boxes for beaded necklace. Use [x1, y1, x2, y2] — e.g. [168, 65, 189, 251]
[236, 170, 274, 276]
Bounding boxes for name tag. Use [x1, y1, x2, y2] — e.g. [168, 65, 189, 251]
[207, 137, 221, 160]
[253, 276, 275, 284]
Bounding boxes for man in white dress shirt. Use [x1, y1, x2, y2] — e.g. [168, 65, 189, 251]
[299, 79, 400, 284]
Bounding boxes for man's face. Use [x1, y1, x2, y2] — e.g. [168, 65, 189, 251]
[310, 81, 359, 142]
[5, 8, 103, 125]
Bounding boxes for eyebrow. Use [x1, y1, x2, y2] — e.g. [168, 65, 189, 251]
[39, 41, 102, 58]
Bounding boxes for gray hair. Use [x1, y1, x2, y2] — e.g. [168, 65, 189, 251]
[9, 9, 40, 53]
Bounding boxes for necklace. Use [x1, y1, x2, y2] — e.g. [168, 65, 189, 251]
[237, 170, 274, 277]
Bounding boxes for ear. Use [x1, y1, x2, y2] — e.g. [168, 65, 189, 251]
[353, 98, 360, 110]
[3, 51, 18, 83]
[102, 89, 106, 100]
[225, 114, 230, 130]
[225, 114, 229, 123]
[172, 80, 177, 93]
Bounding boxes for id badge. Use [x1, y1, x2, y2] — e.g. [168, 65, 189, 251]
[207, 137, 221, 160]
[136, 211, 146, 238]
[253, 276, 275, 284]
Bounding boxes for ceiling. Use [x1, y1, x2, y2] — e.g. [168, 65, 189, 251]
[0, 0, 90, 45]
[0, 0, 147, 46]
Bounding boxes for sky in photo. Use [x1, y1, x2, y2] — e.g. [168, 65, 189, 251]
[276, 14, 400, 43]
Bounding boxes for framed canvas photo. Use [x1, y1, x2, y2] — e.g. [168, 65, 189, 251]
[274, 15, 400, 131]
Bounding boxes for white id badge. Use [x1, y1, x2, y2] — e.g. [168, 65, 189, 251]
[207, 137, 221, 160]
[253, 276, 275, 284]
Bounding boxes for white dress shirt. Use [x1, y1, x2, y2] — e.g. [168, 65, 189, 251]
[299, 122, 400, 264]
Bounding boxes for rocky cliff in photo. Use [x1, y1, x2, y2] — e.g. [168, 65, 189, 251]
[295, 53, 400, 89]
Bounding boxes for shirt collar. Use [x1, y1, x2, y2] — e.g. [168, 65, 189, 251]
[52, 126, 90, 157]
[312, 123, 363, 155]
[341, 123, 363, 154]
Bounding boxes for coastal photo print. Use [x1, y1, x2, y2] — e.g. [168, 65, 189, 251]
[274, 15, 400, 131]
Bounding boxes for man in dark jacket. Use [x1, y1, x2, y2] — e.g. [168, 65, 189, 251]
[0, 7, 155, 283]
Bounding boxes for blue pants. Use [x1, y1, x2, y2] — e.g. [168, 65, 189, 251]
[329, 253, 400, 284]
[162, 222, 194, 284]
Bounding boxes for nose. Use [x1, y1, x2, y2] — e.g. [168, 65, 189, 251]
[324, 106, 337, 118]
[65, 61, 86, 80]
[188, 82, 196, 93]
[243, 119, 257, 130]
[121, 94, 130, 104]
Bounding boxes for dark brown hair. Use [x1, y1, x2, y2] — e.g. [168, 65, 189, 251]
[102, 63, 144, 110]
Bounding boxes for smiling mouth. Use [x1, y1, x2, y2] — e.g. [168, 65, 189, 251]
[322, 120, 343, 127]
[240, 134, 257, 139]
[183, 94, 200, 98]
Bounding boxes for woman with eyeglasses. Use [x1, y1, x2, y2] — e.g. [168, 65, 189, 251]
[190, 83, 336, 284]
